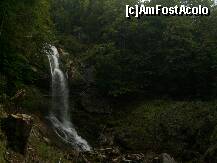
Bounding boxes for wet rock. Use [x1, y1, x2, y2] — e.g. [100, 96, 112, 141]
[161, 153, 176, 163]
[123, 153, 145, 163]
[96, 147, 121, 162]
[99, 127, 115, 146]
[153, 153, 177, 163]
[43, 137, 50, 144]
[1, 114, 33, 154]
[153, 156, 161, 163]
[60, 146, 176, 163]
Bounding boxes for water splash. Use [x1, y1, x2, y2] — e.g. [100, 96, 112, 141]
[47, 45, 91, 151]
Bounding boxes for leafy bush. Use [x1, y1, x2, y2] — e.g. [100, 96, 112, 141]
[113, 100, 217, 162]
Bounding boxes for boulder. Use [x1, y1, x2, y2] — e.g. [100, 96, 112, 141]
[1, 114, 33, 154]
[161, 153, 177, 163]
[153, 153, 177, 163]
[99, 127, 115, 146]
[124, 153, 144, 162]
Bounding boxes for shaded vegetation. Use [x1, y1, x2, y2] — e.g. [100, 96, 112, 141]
[1, 0, 217, 162]
[112, 100, 217, 162]
[0, 0, 53, 98]
[52, 0, 217, 98]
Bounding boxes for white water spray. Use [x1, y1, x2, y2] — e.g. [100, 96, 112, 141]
[47, 45, 91, 151]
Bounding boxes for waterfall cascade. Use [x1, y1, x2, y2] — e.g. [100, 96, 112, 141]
[47, 45, 91, 151]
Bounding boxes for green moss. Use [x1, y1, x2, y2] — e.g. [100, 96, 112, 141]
[20, 86, 51, 115]
[111, 100, 217, 162]
[27, 125, 71, 162]
[35, 142, 67, 162]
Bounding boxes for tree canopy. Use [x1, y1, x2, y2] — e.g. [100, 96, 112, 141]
[0, 0, 53, 95]
[51, 0, 217, 98]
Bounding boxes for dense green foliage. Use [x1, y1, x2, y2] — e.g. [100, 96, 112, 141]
[1, 0, 217, 98]
[0, 0, 53, 97]
[112, 100, 217, 162]
[70, 100, 217, 162]
[52, 0, 217, 98]
[1, 0, 217, 162]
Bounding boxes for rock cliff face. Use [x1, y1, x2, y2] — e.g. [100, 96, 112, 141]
[1, 114, 33, 154]
[62, 51, 113, 115]
[0, 106, 178, 163]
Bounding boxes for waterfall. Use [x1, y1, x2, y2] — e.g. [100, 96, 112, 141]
[47, 45, 91, 151]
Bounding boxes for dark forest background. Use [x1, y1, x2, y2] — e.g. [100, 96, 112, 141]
[1, 0, 217, 162]
[1, 0, 217, 99]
